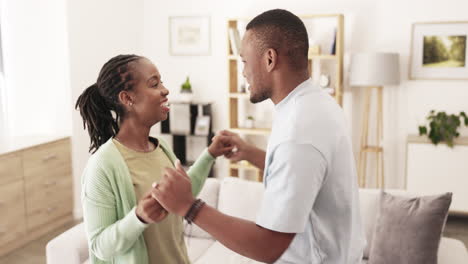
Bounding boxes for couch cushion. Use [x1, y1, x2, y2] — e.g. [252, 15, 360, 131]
[217, 177, 264, 221]
[185, 236, 216, 263]
[184, 178, 220, 239]
[358, 189, 417, 259]
[438, 237, 468, 264]
[368, 191, 452, 264]
[194, 241, 264, 264]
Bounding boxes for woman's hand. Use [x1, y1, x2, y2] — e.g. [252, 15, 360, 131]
[136, 190, 168, 224]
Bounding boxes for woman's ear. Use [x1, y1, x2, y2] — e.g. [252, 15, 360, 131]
[118, 90, 134, 107]
[266, 48, 278, 73]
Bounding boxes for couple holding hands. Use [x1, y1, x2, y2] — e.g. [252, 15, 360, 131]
[77, 9, 364, 264]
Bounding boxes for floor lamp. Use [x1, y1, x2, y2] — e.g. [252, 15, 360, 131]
[350, 53, 400, 188]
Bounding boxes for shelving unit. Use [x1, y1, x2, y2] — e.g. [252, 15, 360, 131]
[227, 14, 344, 182]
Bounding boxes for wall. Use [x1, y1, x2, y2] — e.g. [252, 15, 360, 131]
[67, 0, 144, 218]
[68, 0, 468, 218]
[141, 0, 468, 188]
[2, 0, 71, 138]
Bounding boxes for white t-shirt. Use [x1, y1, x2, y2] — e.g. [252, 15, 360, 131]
[256, 78, 366, 264]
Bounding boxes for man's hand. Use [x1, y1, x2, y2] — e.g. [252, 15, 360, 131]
[136, 190, 168, 224]
[218, 130, 250, 162]
[207, 132, 235, 157]
[151, 160, 195, 217]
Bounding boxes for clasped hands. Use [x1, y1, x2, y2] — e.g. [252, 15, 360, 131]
[136, 130, 248, 223]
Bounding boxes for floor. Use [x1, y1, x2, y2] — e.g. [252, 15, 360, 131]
[0, 216, 467, 264]
[0, 220, 78, 264]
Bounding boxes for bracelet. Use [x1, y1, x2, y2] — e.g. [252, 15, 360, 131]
[184, 199, 206, 224]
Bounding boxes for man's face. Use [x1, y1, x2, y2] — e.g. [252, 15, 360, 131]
[241, 30, 271, 104]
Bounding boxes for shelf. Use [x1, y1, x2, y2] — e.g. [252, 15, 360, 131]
[308, 54, 337, 60]
[407, 134, 468, 146]
[229, 161, 260, 171]
[229, 127, 271, 135]
[361, 146, 383, 153]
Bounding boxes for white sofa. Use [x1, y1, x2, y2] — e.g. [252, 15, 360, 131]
[47, 177, 468, 264]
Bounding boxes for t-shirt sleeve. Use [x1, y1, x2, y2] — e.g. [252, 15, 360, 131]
[256, 142, 327, 233]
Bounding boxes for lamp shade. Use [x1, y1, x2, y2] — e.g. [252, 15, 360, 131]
[349, 53, 400, 87]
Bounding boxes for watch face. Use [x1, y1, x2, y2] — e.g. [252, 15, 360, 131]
[319, 74, 330, 88]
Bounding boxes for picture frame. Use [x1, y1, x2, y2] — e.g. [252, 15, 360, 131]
[410, 21, 468, 80]
[169, 16, 211, 56]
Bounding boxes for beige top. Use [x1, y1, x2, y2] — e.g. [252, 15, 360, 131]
[113, 138, 190, 264]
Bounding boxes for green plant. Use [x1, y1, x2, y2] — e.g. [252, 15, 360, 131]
[418, 110, 468, 147]
[247, 115, 254, 120]
[181, 76, 192, 93]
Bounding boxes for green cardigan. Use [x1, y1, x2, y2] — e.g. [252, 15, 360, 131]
[81, 137, 215, 264]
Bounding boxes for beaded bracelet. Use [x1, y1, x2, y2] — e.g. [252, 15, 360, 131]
[184, 199, 206, 224]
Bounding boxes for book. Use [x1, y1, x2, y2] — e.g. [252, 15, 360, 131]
[229, 27, 241, 56]
[330, 28, 337, 55]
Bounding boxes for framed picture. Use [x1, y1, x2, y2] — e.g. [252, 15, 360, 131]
[410, 21, 468, 80]
[169, 16, 211, 56]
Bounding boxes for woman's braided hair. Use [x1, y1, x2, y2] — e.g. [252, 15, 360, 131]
[75, 54, 142, 153]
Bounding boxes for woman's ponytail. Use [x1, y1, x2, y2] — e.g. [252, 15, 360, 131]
[75, 83, 118, 154]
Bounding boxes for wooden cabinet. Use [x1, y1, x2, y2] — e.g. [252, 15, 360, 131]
[406, 135, 468, 216]
[0, 137, 73, 257]
[0, 181, 27, 248]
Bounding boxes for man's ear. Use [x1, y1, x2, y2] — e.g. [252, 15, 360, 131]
[118, 90, 134, 107]
[266, 48, 278, 73]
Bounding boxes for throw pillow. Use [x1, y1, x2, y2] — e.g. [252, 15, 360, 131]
[368, 191, 452, 264]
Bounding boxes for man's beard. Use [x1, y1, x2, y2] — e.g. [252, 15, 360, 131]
[250, 85, 270, 104]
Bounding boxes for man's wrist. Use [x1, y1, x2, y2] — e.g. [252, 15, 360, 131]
[244, 144, 255, 163]
[184, 198, 206, 224]
[179, 197, 196, 217]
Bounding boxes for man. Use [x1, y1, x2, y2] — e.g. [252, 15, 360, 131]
[152, 9, 365, 263]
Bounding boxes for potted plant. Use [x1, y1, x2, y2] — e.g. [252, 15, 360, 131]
[245, 115, 255, 128]
[418, 110, 468, 147]
[180, 76, 193, 102]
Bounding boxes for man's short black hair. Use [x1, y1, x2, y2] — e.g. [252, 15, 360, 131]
[246, 9, 309, 72]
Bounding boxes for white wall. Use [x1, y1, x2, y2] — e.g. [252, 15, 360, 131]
[141, 0, 468, 188]
[2, 0, 71, 138]
[67, 0, 144, 218]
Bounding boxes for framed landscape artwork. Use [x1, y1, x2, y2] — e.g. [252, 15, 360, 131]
[410, 21, 468, 80]
[169, 16, 211, 56]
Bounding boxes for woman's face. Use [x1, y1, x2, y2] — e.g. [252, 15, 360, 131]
[126, 58, 170, 126]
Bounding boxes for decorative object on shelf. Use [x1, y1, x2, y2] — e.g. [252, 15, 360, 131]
[169, 16, 211, 56]
[410, 21, 468, 80]
[245, 115, 255, 128]
[308, 42, 321, 57]
[350, 52, 400, 188]
[194, 105, 211, 136]
[330, 28, 337, 55]
[228, 27, 241, 56]
[418, 110, 468, 147]
[318, 74, 334, 95]
[180, 76, 193, 102]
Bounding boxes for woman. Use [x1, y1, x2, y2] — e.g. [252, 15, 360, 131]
[76, 54, 231, 264]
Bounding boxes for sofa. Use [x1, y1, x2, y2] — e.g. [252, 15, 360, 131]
[46, 177, 468, 264]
